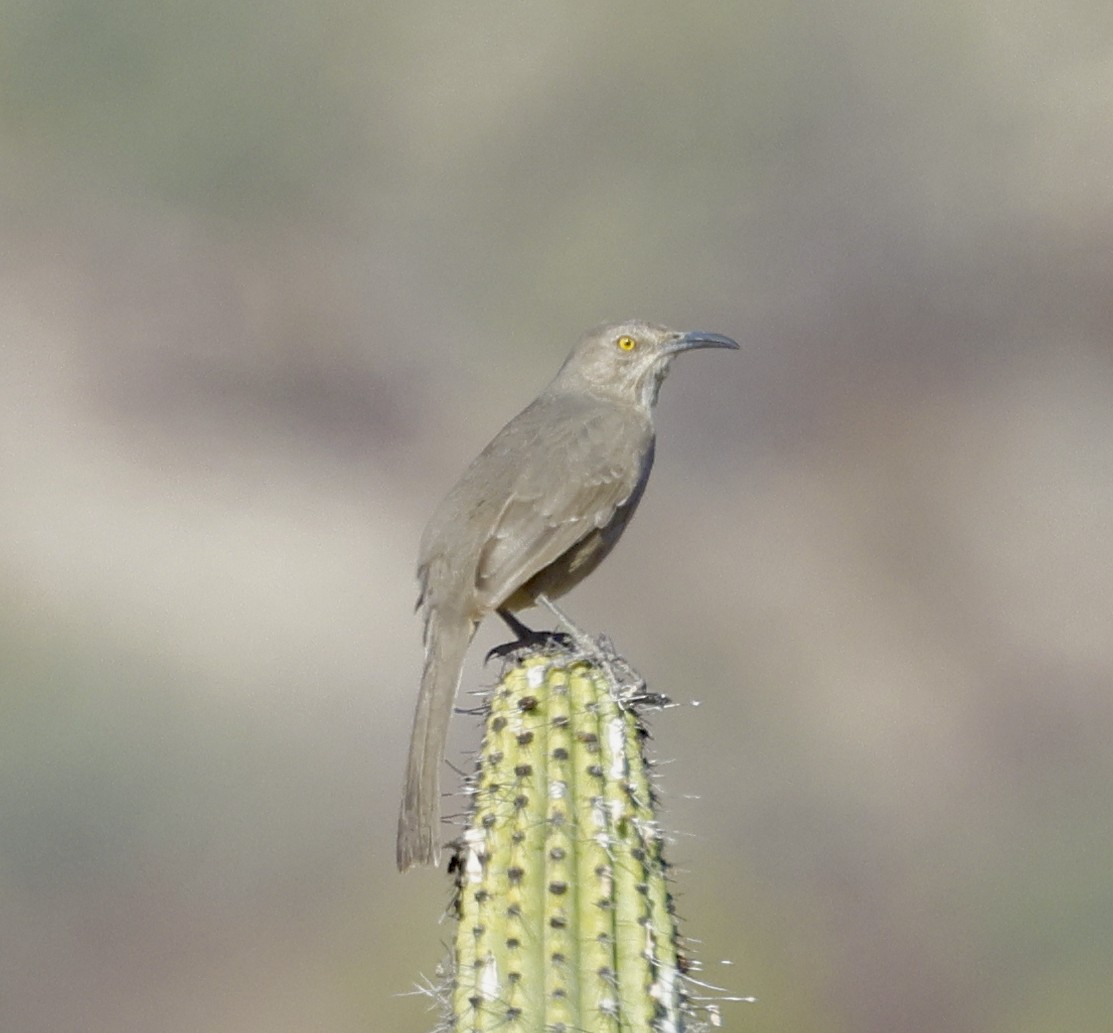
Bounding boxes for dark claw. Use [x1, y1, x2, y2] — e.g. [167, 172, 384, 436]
[485, 630, 575, 664]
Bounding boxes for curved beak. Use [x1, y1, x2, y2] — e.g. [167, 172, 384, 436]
[667, 330, 740, 354]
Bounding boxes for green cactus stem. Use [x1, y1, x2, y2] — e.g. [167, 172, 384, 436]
[448, 648, 700, 1033]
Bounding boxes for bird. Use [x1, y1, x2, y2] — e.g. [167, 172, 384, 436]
[397, 319, 739, 870]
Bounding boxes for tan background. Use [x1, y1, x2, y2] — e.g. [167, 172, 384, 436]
[3, 3, 1112, 1031]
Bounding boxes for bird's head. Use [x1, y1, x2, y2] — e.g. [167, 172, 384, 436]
[552, 320, 739, 409]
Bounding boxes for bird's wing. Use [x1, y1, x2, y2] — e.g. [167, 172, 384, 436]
[474, 401, 651, 609]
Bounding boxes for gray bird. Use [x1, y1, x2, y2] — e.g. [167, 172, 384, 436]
[397, 319, 739, 870]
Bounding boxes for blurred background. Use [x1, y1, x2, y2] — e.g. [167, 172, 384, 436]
[3, 3, 1112, 1031]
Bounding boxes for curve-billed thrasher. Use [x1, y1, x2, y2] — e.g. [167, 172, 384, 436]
[397, 319, 738, 870]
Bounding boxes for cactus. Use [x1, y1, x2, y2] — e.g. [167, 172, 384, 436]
[446, 647, 704, 1033]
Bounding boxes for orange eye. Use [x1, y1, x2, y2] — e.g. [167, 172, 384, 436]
[616, 335, 637, 351]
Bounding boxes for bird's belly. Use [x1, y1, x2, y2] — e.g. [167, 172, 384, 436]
[504, 524, 619, 611]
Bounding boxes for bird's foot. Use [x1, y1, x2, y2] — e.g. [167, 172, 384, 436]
[485, 629, 575, 664]
[490, 601, 664, 707]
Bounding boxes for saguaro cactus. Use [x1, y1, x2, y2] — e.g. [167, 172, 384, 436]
[447, 648, 703, 1033]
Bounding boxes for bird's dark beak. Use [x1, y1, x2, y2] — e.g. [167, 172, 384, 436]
[667, 330, 740, 354]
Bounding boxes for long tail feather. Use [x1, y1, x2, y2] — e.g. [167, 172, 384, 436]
[396, 613, 473, 870]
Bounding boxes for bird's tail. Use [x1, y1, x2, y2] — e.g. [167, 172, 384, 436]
[396, 611, 474, 870]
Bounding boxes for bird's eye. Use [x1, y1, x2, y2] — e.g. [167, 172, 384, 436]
[616, 335, 637, 351]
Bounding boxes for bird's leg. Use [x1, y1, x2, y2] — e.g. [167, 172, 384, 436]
[485, 607, 574, 663]
[496, 608, 537, 642]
